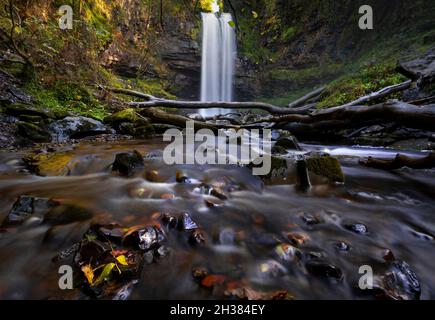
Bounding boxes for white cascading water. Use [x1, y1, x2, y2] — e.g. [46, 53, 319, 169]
[200, 9, 236, 117]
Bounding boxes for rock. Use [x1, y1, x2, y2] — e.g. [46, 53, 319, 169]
[49, 116, 111, 142]
[305, 260, 343, 280]
[189, 229, 207, 245]
[334, 241, 351, 252]
[275, 243, 299, 262]
[274, 136, 302, 150]
[192, 266, 209, 280]
[379, 260, 421, 300]
[180, 213, 199, 231]
[258, 260, 288, 278]
[123, 226, 166, 251]
[161, 213, 178, 229]
[112, 150, 144, 177]
[300, 212, 322, 226]
[287, 232, 310, 246]
[2, 195, 57, 226]
[271, 145, 287, 154]
[305, 152, 344, 183]
[17, 121, 52, 143]
[44, 205, 93, 225]
[397, 48, 435, 87]
[23, 151, 73, 176]
[104, 109, 141, 126]
[4, 103, 54, 119]
[343, 222, 368, 235]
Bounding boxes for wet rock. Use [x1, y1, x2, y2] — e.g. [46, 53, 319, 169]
[274, 136, 302, 150]
[49, 116, 111, 142]
[112, 150, 144, 177]
[275, 243, 299, 262]
[305, 260, 343, 280]
[2, 195, 57, 226]
[344, 222, 368, 235]
[287, 232, 310, 246]
[296, 158, 311, 191]
[271, 145, 287, 155]
[189, 229, 207, 245]
[305, 152, 344, 183]
[175, 171, 198, 184]
[258, 260, 288, 278]
[180, 213, 199, 231]
[204, 197, 225, 208]
[124, 226, 166, 251]
[300, 212, 322, 226]
[379, 260, 421, 300]
[23, 151, 73, 176]
[44, 205, 93, 225]
[17, 121, 51, 143]
[112, 280, 137, 300]
[194, 183, 228, 200]
[75, 239, 112, 265]
[161, 213, 178, 229]
[334, 241, 351, 252]
[192, 266, 209, 280]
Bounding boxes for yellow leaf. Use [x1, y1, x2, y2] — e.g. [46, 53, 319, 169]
[81, 264, 94, 284]
[116, 255, 128, 266]
[252, 11, 258, 19]
[93, 263, 115, 286]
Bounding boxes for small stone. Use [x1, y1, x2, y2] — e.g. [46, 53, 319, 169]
[192, 267, 209, 280]
[259, 260, 287, 278]
[305, 260, 343, 280]
[161, 213, 178, 229]
[275, 243, 299, 262]
[344, 222, 368, 234]
[287, 232, 310, 246]
[181, 213, 199, 231]
[300, 212, 322, 225]
[219, 228, 236, 245]
[189, 229, 206, 245]
[334, 241, 351, 252]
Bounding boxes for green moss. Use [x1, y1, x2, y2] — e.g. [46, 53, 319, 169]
[306, 155, 344, 183]
[317, 60, 407, 108]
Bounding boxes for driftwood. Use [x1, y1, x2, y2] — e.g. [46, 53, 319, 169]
[337, 80, 412, 108]
[360, 152, 435, 170]
[288, 86, 324, 108]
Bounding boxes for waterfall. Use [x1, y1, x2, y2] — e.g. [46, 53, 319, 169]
[200, 11, 236, 117]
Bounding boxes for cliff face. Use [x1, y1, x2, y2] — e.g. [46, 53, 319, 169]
[1, 0, 434, 104]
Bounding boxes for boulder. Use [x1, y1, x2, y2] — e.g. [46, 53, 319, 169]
[23, 151, 73, 176]
[17, 121, 52, 143]
[112, 150, 144, 177]
[397, 48, 435, 87]
[49, 116, 111, 142]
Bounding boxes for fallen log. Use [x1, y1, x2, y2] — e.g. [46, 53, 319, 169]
[271, 101, 435, 131]
[360, 152, 435, 170]
[288, 87, 325, 108]
[337, 80, 412, 108]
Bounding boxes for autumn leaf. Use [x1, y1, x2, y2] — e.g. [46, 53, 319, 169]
[81, 264, 94, 284]
[116, 255, 128, 266]
[93, 263, 116, 286]
[252, 11, 258, 19]
[201, 275, 226, 288]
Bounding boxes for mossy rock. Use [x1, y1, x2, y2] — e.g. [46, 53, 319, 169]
[104, 108, 141, 126]
[17, 122, 52, 143]
[18, 115, 45, 124]
[23, 152, 74, 176]
[5, 103, 54, 119]
[306, 154, 344, 183]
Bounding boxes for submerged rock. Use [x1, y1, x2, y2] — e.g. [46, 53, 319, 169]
[112, 150, 144, 177]
[43, 204, 93, 225]
[305, 260, 343, 280]
[2, 195, 57, 226]
[344, 222, 368, 235]
[23, 151, 73, 176]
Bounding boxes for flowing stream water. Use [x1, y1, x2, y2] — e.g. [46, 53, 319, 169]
[0, 140, 434, 299]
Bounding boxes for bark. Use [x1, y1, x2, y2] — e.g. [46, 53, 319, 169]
[337, 80, 412, 108]
[360, 152, 435, 170]
[288, 87, 324, 108]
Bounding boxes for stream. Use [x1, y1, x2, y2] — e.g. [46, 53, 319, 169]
[0, 139, 434, 299]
